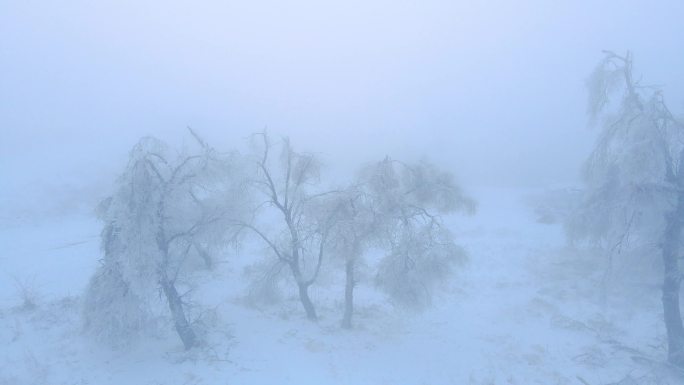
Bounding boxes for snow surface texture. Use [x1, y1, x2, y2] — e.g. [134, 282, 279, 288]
[0, 189, 681, 385]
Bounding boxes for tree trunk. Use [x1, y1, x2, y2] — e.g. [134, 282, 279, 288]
[342, 259, 355, 329]
[297, 283, 318, 321]
[662, 196, 684, 367]
[289, 256, 318, 321]
[161, 278, 197, 350]
[156, 196, 196, 350]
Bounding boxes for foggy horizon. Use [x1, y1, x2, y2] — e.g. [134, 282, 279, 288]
[2, 1, 684, 384]
[3, 0, 684, 220]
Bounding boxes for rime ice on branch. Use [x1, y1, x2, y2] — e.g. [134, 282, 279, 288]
[569, 51, 684, 367]
[83, 130, 249, 350]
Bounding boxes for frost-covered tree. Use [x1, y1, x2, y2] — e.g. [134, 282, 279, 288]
[239, 133, 473, 326]
[239, 133, 343, 321]
[568, 51, 684, 366]
[83, 130, 247, 350]
[364, 159, 475, 310]
[326, 158, 475, 328]
[322, 188, 375, 329]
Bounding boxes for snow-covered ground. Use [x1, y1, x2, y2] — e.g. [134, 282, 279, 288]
[0, 189, 681, 385]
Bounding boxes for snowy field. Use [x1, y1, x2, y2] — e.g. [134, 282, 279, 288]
[0, 189, 680, 385]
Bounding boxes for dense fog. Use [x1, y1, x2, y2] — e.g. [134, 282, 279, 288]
[2, 1, 684, 384]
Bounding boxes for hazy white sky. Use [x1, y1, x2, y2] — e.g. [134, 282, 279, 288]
[2, 0, 684, 216]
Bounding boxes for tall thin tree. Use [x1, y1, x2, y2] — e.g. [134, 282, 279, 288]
[569, 51, 684, 366]
[240, 133, 342, 321]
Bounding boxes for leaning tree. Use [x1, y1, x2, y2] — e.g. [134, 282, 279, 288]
[83, 130, 247, 349]
[568, 51, 684, 366]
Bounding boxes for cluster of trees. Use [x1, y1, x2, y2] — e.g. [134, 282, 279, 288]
[568, 51, 684, 367]
[83, 130, 475, 350]
[82, 50, 684, 371]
